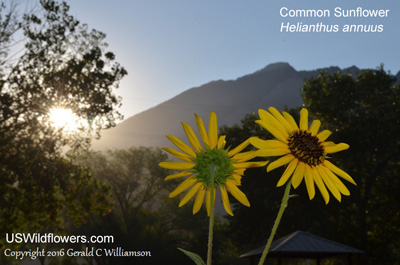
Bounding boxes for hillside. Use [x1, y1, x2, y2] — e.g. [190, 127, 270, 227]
[91, 62, 362, 150]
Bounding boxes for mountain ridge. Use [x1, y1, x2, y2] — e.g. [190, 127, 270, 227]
[92, 62, 397, 150]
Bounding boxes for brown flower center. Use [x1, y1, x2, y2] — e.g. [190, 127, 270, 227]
[288, 130, 325, 166]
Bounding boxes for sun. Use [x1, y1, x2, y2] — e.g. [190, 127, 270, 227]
[49, 107, 80, 132]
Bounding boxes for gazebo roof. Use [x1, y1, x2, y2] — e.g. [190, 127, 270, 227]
[240, 230, 364, 259]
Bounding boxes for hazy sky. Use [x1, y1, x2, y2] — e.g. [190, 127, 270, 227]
[65, 0, 399, 120]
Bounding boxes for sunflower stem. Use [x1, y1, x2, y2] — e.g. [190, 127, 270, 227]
[207, 165, 217, 265]
[258, 180, 292, 265]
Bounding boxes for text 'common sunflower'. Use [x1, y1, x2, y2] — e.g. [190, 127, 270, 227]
[159, 112, 267, 216]
[250, 107, 356, 204]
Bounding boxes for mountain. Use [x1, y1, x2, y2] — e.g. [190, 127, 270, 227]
[91, 62, 359, 150]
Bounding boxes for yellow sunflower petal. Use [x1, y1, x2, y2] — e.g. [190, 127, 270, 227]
[322, 141, 336, 147]
[169, 177, 197, 198]
[313, 168, 330, 204]
[179, 182, 202, 207]
[234, 161, 268, 169]
[166, 135, 196, 158]
[319, 167, 341, 202]
[233, 168, 245, 176]
[282, 111, 299, 131]
[208, 111, 218, 149]
[319, 165, 350, 196]
[193, 186, 206, 214]
[309, 120, 321, 136]
[277, 159, 298, 187]
[317, 130, 332, 142]
[255, 148, 290, 157]
[249, 137, 267, 149]
[291, 161, 305, 188]
[268, 107, 295, 132]
[217, 135, 226, 149]
[267, 154, 295, 172]
[250, 138, 288, 149]
[228, 138, 250, 157]
[299, 108, 308, 130]
[206, 188, 216, 216]
[220, 185, 234, 216]
[226, 180, 250, 207]
[162, 147, 192, 162]
[325, 143, 350, 154]
[194, 113, 210, 147]
[182, 122, 202, 152]
[232, 151, 257, 162]
[159, 161, 194, 170]
[323, 160, 356, 185]
[258, 109, 289, 136]
[231, 174, 242, 185]
[164, 171, 193, 181]
[304, 165, 315, 199]
[256, 120, 288, 143]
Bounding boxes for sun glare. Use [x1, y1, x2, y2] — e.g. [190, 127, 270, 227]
[49, 107, 80, 132]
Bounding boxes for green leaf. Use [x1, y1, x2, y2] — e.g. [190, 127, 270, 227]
[177, 248, 205, 265]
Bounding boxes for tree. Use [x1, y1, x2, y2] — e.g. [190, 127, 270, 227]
[0, 0, 126, 253]
[1, 0, 127, 150]
[80, 148, 170, 236]
[75, 147, 189, 265]
[0, 1, 21, 73]
[302, 67, 400, 264]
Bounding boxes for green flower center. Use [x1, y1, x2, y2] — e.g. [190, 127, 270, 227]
[192, 146, 235, 187]
[288, 130, 325, 166]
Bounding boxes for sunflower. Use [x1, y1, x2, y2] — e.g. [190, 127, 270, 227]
[159, 112, 267, 216]
[250, 107, 356, 204]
